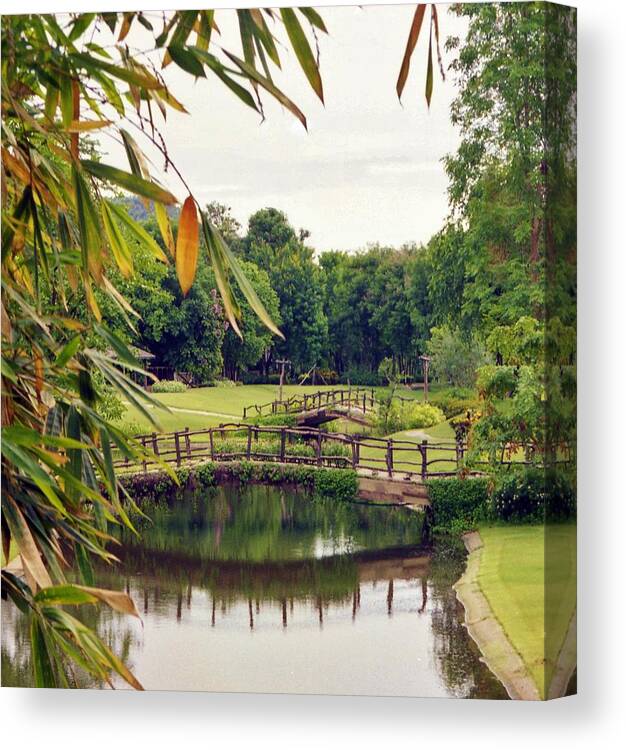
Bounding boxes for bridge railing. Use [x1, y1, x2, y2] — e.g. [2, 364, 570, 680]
[242, 388, 376, 419]
[112, 422, 488, 480]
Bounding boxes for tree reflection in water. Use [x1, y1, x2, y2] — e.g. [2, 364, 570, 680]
[1, 485, 507, 697]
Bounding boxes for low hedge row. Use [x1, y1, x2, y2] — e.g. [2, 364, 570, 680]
[427, 468, 576, 532]
[120, 460, 359, 506]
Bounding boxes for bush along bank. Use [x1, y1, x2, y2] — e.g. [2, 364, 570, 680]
[427, 468, 576, 534]
[120, 460, 359, 507]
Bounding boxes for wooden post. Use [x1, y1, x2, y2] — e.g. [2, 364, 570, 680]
[151, 432, 159, 457]
[280, 427, 286, 462]
[184, 427, 191, 459]
[243, 406, 247, 419]
[246, 425, 252, 459]
[141, 436, 147, 473]
[386, 440, 393, 476]
[174, 432, 181, 467]
[420, 355, 431, 402]
[362, 394, 366, 413]
[209, 429, 214, 460]
[351, 438, 358, 468]
[421, 439, 428, 479]
[316, 432, 322, 466]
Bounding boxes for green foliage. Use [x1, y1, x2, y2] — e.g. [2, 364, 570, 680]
[313, 469, 358, 503]
[431, 390, 480, 420]
[247, 413, 298, 427]
[428, 326, 487, 388]
[151, 380, 187, 393]
[426, 478, 490, 532]
[222, 259, 282, 380]
[121, 461, 357, 505]
[241, 209, 328, 372]
[491, 469, 576, 523]
[404, 403, 445, 429]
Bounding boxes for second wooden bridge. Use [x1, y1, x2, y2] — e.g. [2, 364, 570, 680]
[242, 388, 377, 426]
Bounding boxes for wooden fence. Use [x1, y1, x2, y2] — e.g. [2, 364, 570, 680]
[114, 423, 465, 480]
[242, 388, 376, 419]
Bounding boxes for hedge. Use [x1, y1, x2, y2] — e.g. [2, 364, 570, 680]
[120, 461, 359, 507]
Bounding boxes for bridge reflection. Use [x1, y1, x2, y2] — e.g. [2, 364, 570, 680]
[111, 544, 431, 630]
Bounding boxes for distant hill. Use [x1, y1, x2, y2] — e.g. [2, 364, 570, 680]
[120, 196, 179, 223]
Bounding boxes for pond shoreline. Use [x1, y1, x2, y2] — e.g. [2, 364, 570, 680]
[454, 531, 541, 700]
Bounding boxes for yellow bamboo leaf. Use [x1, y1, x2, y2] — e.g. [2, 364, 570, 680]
[175, 196, 199, 296]
[155, 202, 175, 257]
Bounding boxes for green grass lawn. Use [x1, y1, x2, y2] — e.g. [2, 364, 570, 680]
[477, 524, 577, 699]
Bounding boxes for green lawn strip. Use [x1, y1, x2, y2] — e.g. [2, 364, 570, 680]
[149, 384, 345, 417]
[476, 525, 576, 699]
[357, 425, 457, 475]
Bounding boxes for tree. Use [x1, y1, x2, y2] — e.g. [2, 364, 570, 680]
[222, 260, 281, 380]
[427, 326, 487, 388]
[242, 209, 328, 373]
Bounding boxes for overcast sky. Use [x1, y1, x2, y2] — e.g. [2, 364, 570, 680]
[98, 4, 467, 252]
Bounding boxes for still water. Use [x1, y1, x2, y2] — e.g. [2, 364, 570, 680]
[2, 485, 507, 698]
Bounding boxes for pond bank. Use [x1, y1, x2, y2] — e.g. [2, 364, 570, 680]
[454, 531, 541, 700]
[455, 526, 577, 700]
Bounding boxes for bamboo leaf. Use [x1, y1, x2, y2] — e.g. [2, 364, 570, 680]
[77, 585, 141, 618]
[35, 585, 98, 606]
[167, 45, 206, 78]
[101, 200, 133, 277]
[80, 160, 177, 205]
[176, 196, 199, 295]
[154, 202, 175, 257]
[3, 499, 52, 590]
[201, 211, 242, 338]
[396, 4, 427, 101]
[280, 8, 324, 102]
[72, 164, 103, 280]
[202, 212, 283, 339]
[193, 49, 259, 112]
[108, 201, 168, 263]
[31, 617, 56, 687]
[223, 51, 308, 129]
[425, 23, 434, 108]
[66, 119, 112, 132]
[298, 8, 328, 34]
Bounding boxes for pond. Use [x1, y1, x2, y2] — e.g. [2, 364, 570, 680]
[1, 484, 508, 698]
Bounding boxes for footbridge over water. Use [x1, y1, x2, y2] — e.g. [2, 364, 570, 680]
[242, 388, 377, 427]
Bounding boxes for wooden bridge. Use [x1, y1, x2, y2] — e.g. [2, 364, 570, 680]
[115, 423, 470, 507]
[242, 388, 377, 426]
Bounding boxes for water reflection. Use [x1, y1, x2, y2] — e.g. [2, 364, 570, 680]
[2, 485, 507, 698]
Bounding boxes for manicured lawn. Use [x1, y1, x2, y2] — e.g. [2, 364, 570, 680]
[477, 524, 577, 698]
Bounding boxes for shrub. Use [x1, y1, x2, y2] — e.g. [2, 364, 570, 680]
[152, 379, 187, 393]
[491, 468, 576, 522]
[426, 478, 490, 532]
[404, 403, 445, 429]
[431, 392, 481, 419]
[120, 461, 357, 506]
[313, 469, 358, 503]
[248, 413, 298, 427]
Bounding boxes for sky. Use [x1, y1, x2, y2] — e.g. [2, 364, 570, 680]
[98, 4, 468, 253]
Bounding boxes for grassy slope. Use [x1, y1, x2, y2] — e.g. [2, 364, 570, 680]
[477, 524, 577, 698]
